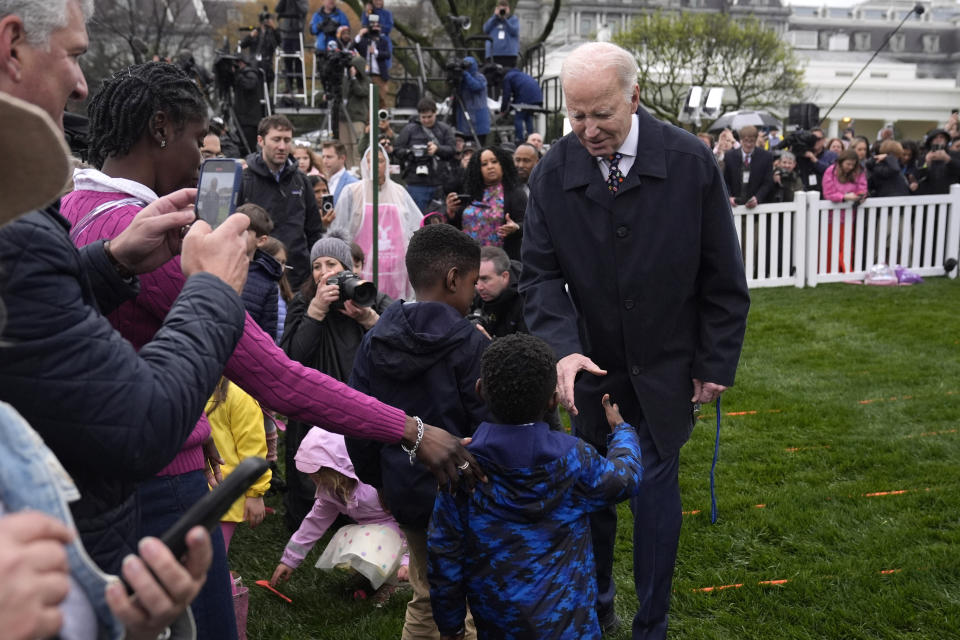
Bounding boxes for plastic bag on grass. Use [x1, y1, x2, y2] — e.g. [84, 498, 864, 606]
[864, 263, 897, 286]
[895, 265, 924, 285]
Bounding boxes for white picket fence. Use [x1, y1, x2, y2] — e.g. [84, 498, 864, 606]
[731, 184, 960, 288]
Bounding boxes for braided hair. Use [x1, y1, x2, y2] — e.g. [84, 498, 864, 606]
[463, 145, 519, 200]
[87, 62, 206, 169]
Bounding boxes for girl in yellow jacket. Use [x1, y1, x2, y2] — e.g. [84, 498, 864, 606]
[206, 378, 272, 552]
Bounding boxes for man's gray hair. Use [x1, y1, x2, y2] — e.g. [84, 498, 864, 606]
[0, 0, 94, 48]
[779, 151, 795, 162]
[480, 245, 511, 276]
[561, 42, 638, 104]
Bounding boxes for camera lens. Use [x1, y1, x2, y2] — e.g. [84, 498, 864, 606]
[378, 109, 389, 121]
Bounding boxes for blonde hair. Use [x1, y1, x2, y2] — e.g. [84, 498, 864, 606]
[312, 467, 358, 504]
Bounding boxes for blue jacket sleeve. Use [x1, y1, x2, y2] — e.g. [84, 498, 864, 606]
[505, 15, 519, 37]
[574, 425, 643, 512]
[427, 492, 468, 636]
[462, 71, 486, 94]
[483, 16, 498, 34]
[310, 10, 320, 35]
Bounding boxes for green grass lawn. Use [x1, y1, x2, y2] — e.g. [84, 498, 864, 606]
[229, 278, 960, 639]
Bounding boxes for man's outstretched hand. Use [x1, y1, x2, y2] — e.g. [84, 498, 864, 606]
[556, 353, 607, 416]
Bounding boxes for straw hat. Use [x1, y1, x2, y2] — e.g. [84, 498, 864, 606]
[0, 92, 71, 226]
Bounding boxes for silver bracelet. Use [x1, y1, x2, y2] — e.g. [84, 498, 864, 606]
[155, 628, 172, 640]
[400, 416, 424, 466]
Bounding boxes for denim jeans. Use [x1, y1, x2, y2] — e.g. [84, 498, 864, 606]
[138, 470, 238, 640]
[406, 184, 440, 214]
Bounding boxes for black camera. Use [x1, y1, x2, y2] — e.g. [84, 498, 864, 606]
[257, 5, 271, 23]
[930, 143, 947, 152]
[327, 270, 377, 308]
[466, 309, 490, 332]
[378, 108, 390, 121]
[411, 143, 428, 158]
[499, 8, 506, 16]
[776, 130, 818, 158]
[445, 59, 467, 85]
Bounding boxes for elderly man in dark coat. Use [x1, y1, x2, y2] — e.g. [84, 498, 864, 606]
[520, 42, 750, 639]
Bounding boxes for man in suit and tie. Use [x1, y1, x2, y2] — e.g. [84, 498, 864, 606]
[520, 42, 750, 639]
[723, 125, 774, 208]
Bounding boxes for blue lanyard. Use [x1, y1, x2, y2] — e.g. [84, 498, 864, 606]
[710, 396, 721, 524]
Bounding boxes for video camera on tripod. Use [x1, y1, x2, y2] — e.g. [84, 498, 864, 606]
[444, 58, 469, 86]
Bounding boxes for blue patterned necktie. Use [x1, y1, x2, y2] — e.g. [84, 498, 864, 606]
[606, 153, 624, 194]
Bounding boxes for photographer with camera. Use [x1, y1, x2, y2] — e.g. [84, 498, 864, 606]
[771, 151, 804, 203]
[239, 8, 279, 84]
[453, 56, 491, 146]
[483, 0, 520, 68]
[916, 128, 960, 195]
[310, 0, 348, 54]
[355, 13, 393, 108]
[395, 98, 457, 212]
[280, 233, 393, 528]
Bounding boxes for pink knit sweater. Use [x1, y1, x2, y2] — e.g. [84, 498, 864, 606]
[61, 186, 406, 477]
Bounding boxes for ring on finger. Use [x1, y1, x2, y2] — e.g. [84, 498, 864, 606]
[457, 460, 470, 470]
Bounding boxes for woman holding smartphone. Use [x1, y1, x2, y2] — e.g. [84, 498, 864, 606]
[444, 145, 526, 260]
[60, 61, 483, 640]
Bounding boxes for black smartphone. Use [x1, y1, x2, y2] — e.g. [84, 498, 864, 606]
[456, 193, 474, 206]
[321, 193, 335, 215]
[161, 457, 269, 559]
[195, 158, 243, 228]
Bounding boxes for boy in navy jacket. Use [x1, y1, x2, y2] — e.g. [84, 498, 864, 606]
[428, 334, 643, 640]
[346, 223, 490, 637]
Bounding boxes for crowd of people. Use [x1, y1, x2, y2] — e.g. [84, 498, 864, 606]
[228, 0, 544, 166]
[0, 1, 754, 639]
[697, 121, 960, 210]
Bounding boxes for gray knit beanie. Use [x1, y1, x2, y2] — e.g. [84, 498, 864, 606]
[309, 232, 354, 270]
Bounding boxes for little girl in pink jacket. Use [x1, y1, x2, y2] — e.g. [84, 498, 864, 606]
[270, 428, 409, 589]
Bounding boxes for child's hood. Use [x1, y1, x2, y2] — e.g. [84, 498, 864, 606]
[251, 249, 284, 280]
[468, 450, 581, 524]
[367, 300, 479, 377]
[294, 427, 359, 482]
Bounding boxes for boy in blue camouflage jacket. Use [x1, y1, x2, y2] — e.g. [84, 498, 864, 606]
[427, 333, 644, 639]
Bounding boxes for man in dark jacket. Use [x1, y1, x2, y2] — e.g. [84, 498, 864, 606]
[395, 97, 457, 212]
[471, 246, 525, 338]
[916, 129, 960, 194]
[521, 43, 749, 639]
[346, 224, 490, 637]
[723, 125, 774, 208]
[239, 114, 323, 288]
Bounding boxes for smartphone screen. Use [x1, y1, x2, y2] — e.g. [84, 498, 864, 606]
[196, 158, 242, 228]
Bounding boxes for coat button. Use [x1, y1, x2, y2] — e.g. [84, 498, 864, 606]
[630, 365, 641, 376]
[624, 299, 635, 310]
[616, 225, 629, 238]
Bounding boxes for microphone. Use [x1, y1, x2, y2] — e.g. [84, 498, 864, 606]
[914, 4, 925, 16]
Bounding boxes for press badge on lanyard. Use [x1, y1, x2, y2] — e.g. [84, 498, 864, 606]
[498, 28, 505, 40]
